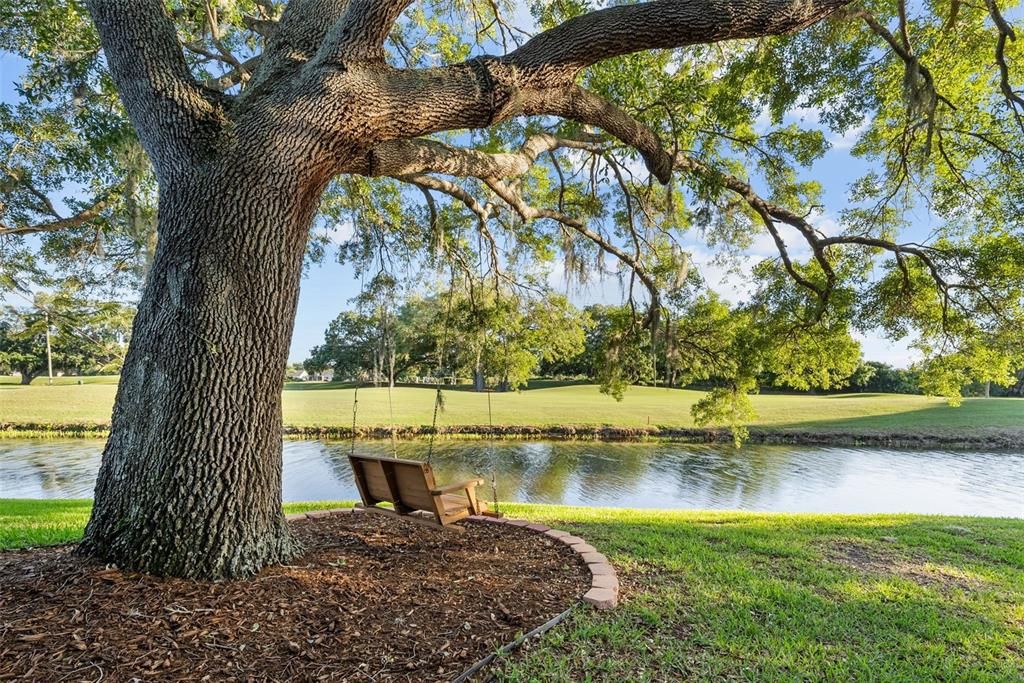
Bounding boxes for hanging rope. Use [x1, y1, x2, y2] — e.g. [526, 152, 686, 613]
[350, 383, 359, 457]
[383, 302, 399, 458]
[487, 389, 499, 516]
[426, 266, 458, 465]
[350, 269, 368, 457]
[387, 378, 398, 458]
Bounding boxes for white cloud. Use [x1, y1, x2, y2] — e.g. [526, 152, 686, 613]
[810, 212, 841, 237]
[853, 331, 920, 369]
[317, 219, 355, 245]
[685, 245, 760, 304]
[828, 121, 868, 151]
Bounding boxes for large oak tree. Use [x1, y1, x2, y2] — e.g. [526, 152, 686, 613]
[1, 0, 1022, 577]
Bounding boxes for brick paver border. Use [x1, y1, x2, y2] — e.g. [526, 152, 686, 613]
[465, 515, 618, 610]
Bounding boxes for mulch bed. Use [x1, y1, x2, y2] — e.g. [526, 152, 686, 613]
[0, 513, 587, 681]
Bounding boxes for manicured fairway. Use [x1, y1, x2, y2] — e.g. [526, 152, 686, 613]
[2, 499, 1022, 680]
[2, 378, 1023, 435]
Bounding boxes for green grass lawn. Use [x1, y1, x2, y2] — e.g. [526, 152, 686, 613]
[2, 377, 1023, 435]
[2, 499, 1022, 680]
[0, 375, 120, 385]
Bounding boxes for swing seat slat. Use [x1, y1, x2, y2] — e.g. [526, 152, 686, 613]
[348, 454, 487, 529]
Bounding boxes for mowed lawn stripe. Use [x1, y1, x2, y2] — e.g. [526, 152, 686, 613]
[2, 378, 1023, 433]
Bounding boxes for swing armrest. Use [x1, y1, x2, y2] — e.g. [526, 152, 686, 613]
[431, 478, 485, 496]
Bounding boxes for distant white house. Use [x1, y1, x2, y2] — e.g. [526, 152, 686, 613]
[287, 368, 334, 382]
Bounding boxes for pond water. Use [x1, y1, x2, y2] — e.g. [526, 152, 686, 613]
[1, 438, 1022, 517]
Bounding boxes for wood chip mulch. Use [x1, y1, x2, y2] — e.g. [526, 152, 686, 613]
[0, 512, 587, 682]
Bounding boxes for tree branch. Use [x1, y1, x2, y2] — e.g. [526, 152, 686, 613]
[669, 151, 979, 330]
[0, 194, 113, 236]
[362, 133, 601, 178]
[246, 0, 350, 93]
[673, 152, 835, 308]
[360, 135, 665, 325]
[85, 0, 224, 178]
[985, 0, 1024, 135]
[483, 175, 662, 325]
[317, 0, 414, 63]
[400, 173, 495, 224]
[501, 0, 852, 87]
[204, 55, 263, 91]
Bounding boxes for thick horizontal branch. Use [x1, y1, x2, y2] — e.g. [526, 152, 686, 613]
[356, 0, 852, 153]
[361, 134, 600, 178]
[519, 86, 674, 183]
[502, 0, 853, 86]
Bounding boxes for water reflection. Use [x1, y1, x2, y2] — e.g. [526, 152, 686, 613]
[1, 438, 1022, 517]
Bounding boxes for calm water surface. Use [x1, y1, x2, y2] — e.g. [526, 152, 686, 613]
[1, 439, 1022, 517]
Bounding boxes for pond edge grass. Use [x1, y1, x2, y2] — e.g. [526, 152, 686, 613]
[3, 421, 1023, 449]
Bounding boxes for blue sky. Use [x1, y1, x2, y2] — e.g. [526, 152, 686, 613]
[0, 43, 919, 367]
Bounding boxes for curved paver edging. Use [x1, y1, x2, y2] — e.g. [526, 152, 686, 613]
[465, 515, 619, 610]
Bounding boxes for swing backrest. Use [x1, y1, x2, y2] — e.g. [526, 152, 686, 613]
[349, 454, 438, 511]
[348, 453, 486, 528]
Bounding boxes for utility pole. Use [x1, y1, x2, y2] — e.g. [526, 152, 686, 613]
[44, 311, 53, 386]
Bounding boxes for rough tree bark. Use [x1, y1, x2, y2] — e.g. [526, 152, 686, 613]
[79, 0, 851, 578]
[79, 161, 320, 578]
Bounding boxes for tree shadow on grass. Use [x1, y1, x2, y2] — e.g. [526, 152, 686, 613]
[765, 399, 1024, 434]
[498, 513, 1024, 680]
[283, 381, 359, 392]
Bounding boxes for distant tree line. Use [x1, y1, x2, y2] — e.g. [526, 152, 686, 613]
[306, 286, 1024, 399]
[0, 288, 134, 384]
[304, 280, 588, 391]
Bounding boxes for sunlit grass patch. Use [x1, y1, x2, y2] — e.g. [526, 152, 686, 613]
[2, 500, 1022, 679]
[3, 380, 1023, 439]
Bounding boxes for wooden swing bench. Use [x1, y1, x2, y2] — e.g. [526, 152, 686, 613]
[348, 454, 489, 531]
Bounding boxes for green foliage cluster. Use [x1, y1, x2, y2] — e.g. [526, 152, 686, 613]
[0, 285, 133, 383]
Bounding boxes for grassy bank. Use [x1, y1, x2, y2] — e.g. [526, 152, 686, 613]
[2, 499, 1022, 680]
[0, 498, 335, 549]
[3, 379, 1023, 445]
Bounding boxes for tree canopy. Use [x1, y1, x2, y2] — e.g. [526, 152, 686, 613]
[305, 284, 589, 389]
[2, 0, 1022, 412]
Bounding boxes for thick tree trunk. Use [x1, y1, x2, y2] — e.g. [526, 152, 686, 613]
[78, 160, 319, 579]
[19, 371, 34, 386]
[388, 346, 395, 388]
[474, 348, 484, 391]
